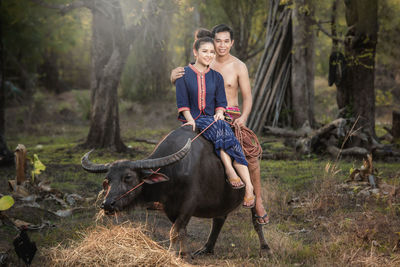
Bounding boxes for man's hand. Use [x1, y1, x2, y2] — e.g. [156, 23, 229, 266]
[183, 120, 196, 131]
[170, 67, 185, 84]
[234, 115, 247, 127]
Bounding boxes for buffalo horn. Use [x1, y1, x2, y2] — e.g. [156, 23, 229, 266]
[81, 149, 110, 173]
[126, 138, 191, 169]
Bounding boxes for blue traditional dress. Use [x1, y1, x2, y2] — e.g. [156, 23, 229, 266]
[176, 64, 248, 166]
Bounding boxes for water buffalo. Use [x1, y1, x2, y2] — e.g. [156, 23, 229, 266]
[81, 125, 270, 256]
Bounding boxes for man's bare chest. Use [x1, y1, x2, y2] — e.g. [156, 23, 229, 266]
[212, 64, 239, 90]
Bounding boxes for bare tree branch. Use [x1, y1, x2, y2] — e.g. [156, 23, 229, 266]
[30, 0, 90, 14]
[311, 18, 345, 44]
[244, 46, 265, 61]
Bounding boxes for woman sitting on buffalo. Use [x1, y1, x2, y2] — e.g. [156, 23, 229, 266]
[175, 36, 255, 208]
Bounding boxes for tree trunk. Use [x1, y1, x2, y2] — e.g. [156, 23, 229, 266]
[291, 0, 316, 128]
[0, 0, 13, 166]
[39, 50, 68, 94]
[393, 110, 400, 140]
[83, 0, 129, 152]
[337, 0, 378, 137]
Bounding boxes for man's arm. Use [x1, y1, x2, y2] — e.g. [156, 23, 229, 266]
[236, 62, 252, 127]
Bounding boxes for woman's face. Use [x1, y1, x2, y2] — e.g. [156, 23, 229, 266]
[194, 42, 215, 67]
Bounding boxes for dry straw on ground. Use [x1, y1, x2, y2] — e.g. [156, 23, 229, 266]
[43, 222, 190, 267]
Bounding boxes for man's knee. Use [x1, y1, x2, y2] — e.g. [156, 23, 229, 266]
[246, 157, 260, 173]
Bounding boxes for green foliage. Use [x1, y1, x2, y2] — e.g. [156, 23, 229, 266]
[194, 0, 268, 60]
[120, 0, 176, 101]
[74, 90, 91, 120]
[1, 0, 91, 91]
[30, 154, 46, 181]
[0, 195, 15, 211]
[32, 90, 47, 113]
[376, 89, 394, 107]
[377, 0, 400, 70]
[313, 0, 347, 77]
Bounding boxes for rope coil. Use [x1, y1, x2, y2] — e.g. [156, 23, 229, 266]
[232, 122, 263, 159]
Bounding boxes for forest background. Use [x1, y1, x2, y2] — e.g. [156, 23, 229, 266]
[2, 0, 399, 133]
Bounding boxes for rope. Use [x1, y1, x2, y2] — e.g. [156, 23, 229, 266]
[232, 122, 263, 159]
[191, 120, 217, 142]
[114, 181, 145, 202]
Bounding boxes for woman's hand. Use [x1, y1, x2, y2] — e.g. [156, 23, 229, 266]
[183, 120, 196, 131]
[214, 112, 225, 121]
[170, 67, 185, 84]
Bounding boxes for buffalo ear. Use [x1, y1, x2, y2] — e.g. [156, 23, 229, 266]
[142, 173, 170, 184]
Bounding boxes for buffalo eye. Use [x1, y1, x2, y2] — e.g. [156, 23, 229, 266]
[123, 174, 135, 183]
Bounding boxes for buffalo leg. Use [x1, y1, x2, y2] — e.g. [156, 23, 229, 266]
[193, 216, 227, 256]
[251, 208, 271, 256]
[168, 215, 191, 257]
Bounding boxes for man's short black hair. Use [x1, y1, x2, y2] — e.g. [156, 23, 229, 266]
[211, 24, 234, 40]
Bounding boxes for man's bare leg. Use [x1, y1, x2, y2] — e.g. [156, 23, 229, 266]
[247, 157, 269, 224]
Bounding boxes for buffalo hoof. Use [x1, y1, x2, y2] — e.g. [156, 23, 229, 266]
[192, 246, 214, 256]
[179, 251, 194, 260]
[259, 244, 272, 258]
[104, 210, 116, 216]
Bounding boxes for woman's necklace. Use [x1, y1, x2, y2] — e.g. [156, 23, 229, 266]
[193, 63, 207, 73]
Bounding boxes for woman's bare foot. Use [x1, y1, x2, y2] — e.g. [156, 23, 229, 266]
[226, 176, 245, 189]
[243, 185, 255, 208]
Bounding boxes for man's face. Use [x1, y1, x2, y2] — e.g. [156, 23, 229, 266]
[214, 31, 234, 57]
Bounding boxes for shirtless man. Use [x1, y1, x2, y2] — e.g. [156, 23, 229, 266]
[171, 24, 269, 225]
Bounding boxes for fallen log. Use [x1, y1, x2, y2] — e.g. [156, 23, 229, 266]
[311, 118, 346, 139]
[326, 145, 368, 158]
[132, 138, 158, 145]
[373, 148, 400, 158]
[264, 126, 305, 138]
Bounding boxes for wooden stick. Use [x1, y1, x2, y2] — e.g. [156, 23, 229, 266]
[15, 144, 27, 185]
[249, 19, 285, 128]
[251, 8, 289, 114]
[254, 50, 291, 133]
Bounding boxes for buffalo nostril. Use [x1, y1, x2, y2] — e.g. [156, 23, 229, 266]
[100, 202, 105, 209]
[110, 200, 116, 207]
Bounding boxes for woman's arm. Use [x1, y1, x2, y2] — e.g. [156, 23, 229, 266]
[176, 71, 196, 131]
[182, 110, 196, 131]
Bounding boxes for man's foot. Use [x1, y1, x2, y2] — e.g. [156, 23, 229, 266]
[226, 177, 245, 189]
[254, 213, 269, 225]
[243, 195, 255, 208]
[255, 202, 269, 224]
